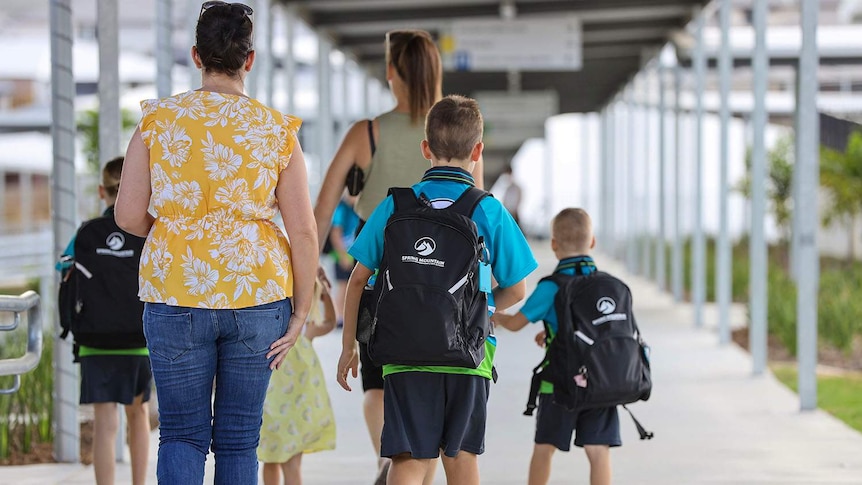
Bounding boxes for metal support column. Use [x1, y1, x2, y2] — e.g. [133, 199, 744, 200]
[717, 0, 732, 344]
[641, 71, 652, 278]
[97, 0, 120, 165]
[98, 0, 124, 458]
[316, 35, 333, 198]
[186, 0, 199, 89]
[50, 0, 80, 463]
[20, 173, 33, 231]
[580, 114, 590, 211]
[156, 0, 172, 98]
[605, 104, 619, 257]
[693, 10, 707, 328]
[627, 88, 638, 273]
[791, 68, 801, 281]
[750, 0, 769, 375]
[341, 60, 352, 139]
[600, 109, 609, 245]
[657, 64, 667, 291]
[544, 115, 555, 231]
[261, 0, 274, 105]
[672, 65, 684, 302]
[618, 99, 627, 260]
[283, 4, 296, 114]
[796, 0, 820, 411]
[246, 0, 261, 97]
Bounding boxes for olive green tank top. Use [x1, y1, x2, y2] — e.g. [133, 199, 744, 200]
[354, 111, 429, 220]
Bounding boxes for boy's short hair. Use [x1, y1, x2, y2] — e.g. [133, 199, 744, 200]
[425, 95, 483, 161]
[552, 208, 593, 253]
[102, 156, 124, 198]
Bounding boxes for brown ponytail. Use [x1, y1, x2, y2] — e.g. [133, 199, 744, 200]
[386, 30, 443, 124]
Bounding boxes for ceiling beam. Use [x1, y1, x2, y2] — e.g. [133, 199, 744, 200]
[301, 1, 697, 28]
[355, 41, 653, 64]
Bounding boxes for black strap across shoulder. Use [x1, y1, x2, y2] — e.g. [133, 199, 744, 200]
[368, 119, 376, 157]
[389, 187, 423, 212]
[447, 187, 488, 217]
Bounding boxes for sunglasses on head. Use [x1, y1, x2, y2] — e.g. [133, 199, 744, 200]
[199, 1, 254, 19]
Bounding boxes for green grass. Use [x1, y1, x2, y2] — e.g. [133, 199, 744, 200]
[772, 365, 862, 433]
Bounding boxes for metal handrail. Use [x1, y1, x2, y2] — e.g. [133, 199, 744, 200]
[0, 291, 43, 394]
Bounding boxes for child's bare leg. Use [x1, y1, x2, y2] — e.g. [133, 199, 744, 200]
[440, 450, 479, 485]
[124, 394, 150, 485]
[92, 402, 119, 485]
[364, 389, 391, 475]
[421, 459, 438, 485]
[584, 445, 611, 485]
[389, 454, 432, 485]
[263, 462, 282, 485]
[528, 443, 556, 485]
[281, 453, 303, 485]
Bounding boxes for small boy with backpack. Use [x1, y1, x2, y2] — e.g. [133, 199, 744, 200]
[492, 208, 651, 485]
[56, 156, 151, 485]
[337, 94, 538, 485]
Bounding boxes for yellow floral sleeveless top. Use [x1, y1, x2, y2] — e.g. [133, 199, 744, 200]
[137, 90, 302, 309]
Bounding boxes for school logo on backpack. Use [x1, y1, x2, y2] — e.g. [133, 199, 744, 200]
[58, 212, 147, 353]
[527, 271, 652, 415]
[367, 187, 490, 368]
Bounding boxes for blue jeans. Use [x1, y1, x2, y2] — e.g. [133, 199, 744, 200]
[143, 299, 291, 485]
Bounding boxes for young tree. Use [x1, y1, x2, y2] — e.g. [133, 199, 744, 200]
[820, 131, 862, 262]
[736, 135, 795, 244]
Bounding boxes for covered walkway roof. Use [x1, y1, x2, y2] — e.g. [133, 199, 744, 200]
[284, 0, 708, 113]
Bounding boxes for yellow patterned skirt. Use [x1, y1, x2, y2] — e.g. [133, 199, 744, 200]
[258, 335, 336, 463]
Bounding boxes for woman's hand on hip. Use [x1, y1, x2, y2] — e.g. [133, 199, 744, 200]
[267, 313, 306, 370]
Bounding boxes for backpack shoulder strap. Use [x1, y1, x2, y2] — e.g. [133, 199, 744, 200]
[388, 187, 421, 213]
[540, 272, 572, 288]
[523, 272, 574, 415]
[447, 187, 489, 217]
[72, 216, 102, 254]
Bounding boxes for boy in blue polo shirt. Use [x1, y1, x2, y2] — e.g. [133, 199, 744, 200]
[492, 208, 619, 485]
[337, 95, 537, 485]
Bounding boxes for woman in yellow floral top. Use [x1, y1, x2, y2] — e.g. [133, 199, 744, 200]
[115, 3, 317, 483]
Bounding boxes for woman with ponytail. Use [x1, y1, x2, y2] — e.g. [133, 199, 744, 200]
[314, 29, 483, 485]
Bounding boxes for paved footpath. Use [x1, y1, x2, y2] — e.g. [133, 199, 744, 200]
[4, 242, 862, 484]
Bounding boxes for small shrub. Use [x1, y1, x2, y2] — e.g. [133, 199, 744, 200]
[767, 265, 797, 354]
[0, 326, 54, 459]
[819, 264, 862, 352]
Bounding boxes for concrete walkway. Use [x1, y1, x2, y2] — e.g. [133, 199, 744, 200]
[3, 242, 862, 484]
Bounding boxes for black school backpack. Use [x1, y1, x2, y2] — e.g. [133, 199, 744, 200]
[524, 271, 654, 439]
[367, 187, 490, 368]
[58, 213, 147, 352]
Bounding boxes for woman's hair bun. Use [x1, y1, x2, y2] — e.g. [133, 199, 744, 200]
[195, 5, 254, 76]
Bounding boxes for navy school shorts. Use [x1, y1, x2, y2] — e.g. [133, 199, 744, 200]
[79, 354, 152, 405]
[534, 394, 621, 451]
[382, 371, 490, 459]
